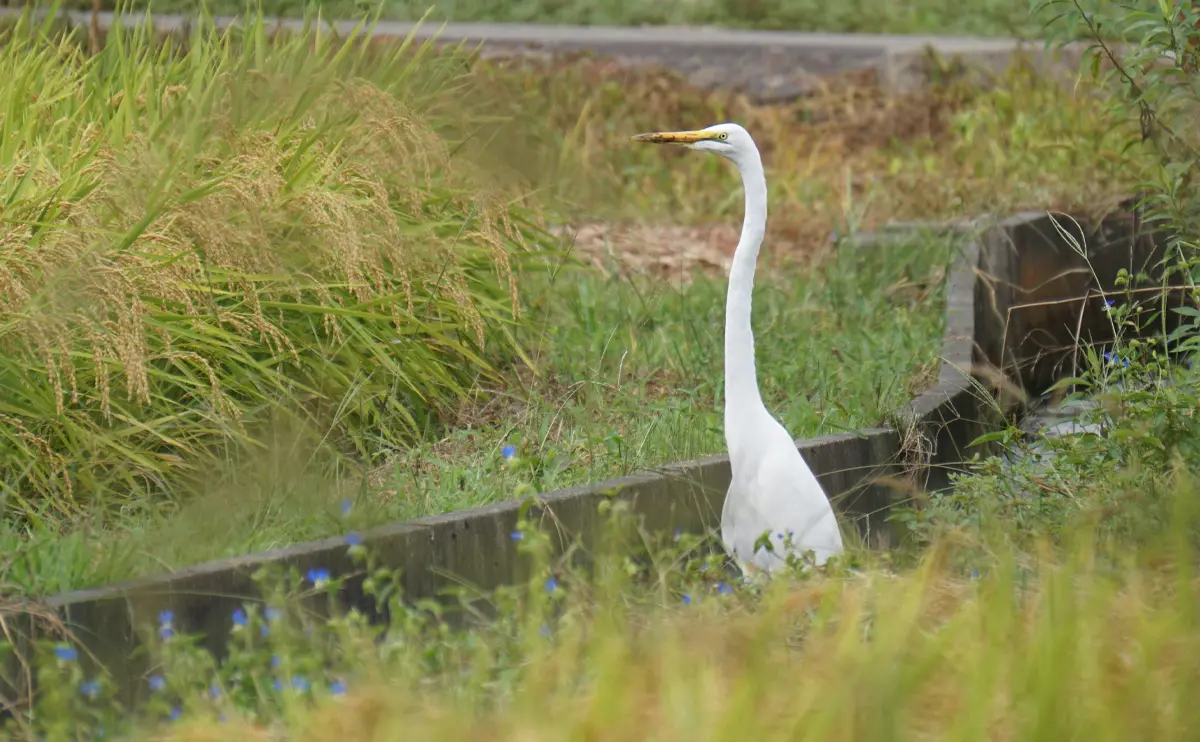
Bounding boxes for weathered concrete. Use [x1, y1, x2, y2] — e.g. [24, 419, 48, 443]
[994, 202, 1176, 394]
[1, 8, 1093, 100]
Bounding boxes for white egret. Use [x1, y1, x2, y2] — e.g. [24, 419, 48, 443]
[631, 123, 844, 574]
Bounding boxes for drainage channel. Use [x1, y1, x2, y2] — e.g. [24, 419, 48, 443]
[0, 202, 1174, 711]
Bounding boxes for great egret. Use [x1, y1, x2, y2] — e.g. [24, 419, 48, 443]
[631, 123, 844, 574]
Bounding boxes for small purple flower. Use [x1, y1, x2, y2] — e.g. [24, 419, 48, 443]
[345, 532, 364, 546]
[169, 705, 182, 722]
[682, 594, 693, 605]
[273, 677, 283, 692]
[306, 568, 331, 587]
[291, 675, 310, 692]
[501, 445, 516, 459]
[716, 582, 734, 595]
[209, 682, 221, 699]
[158, 625, 175, 640]
[54, 645, 78, 662]
[339, 499, 352, 517]
[330, 679, 348, 696]
[510, 530, 524, 541]
[231, 608, 248, 627]
[271, 654, 281, 669]
[1103, 299, 1115, 311]
[148, 675, 166, 692]
[261, 624, 271, 637]
[545, 576, 558, 593]
[158, 609, 175, 626]
[79, 680, 101, 699]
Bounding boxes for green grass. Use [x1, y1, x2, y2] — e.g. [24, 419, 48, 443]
[0, 229, 956, 594]
[0, 4, 1150, 599]
[64, 0, 1148, 39]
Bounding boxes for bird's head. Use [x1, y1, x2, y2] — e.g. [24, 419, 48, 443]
[630, 123, 754, 165]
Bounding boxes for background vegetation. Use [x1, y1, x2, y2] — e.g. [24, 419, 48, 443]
[7, 0, 1200, 738]
[52, 0, 1151, 38]
[0, 3, 1141, 596]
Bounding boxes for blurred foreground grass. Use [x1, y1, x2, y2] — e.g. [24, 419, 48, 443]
[0, 7, 1147, 594]
[26, 465, 1200, 740]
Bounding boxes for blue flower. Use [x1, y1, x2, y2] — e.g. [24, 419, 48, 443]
[510, 530, 524, 541]
[545, 576, 558, 592]
[79, 680, 101, 699]
[54, 645, 78, 662]
[345, 532, 364, 546]
[264, 607, 283, 622]
[209, 682, 221, 699]
[149, 675, 166, 692]
[231, 608, 248, 627]
[261, 624, 271, 637]
[501, 445, 516, 459]
[306, 568, 331, 586]
[682, 594, 693, 605]
[330, 679, 348, 696]
[271, 654, 282, 669]
[273, 677, 283, 692]
[339, 499, 352, 517]
[158, 609, 174, 626]
[291, 675, 310, 692]
[717, 582, 734, 595]
[158, 625, 175, 640]
[169, 706, 182, 722]
[1104, 351, 1130, 368]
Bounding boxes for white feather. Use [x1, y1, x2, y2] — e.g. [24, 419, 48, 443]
[668, 122, 845, 573]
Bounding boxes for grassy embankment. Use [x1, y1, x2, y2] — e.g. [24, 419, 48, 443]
[0, 7, 1141, 597]
[3, 7, 1193, 742]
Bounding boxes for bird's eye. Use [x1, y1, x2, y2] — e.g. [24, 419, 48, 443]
[718, 133, 728, 140]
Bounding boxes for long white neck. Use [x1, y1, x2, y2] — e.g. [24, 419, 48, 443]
[724, 146, 769, 434]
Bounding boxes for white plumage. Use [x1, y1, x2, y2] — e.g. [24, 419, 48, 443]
[632, 122, 844, 574]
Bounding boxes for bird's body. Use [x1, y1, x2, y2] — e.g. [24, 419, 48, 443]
[632, 123, 844, 574]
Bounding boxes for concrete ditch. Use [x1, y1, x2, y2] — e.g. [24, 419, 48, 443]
[0, 203, 1168, 709]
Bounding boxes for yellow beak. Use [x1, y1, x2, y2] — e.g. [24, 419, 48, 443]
[630, 129, 713, 144]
